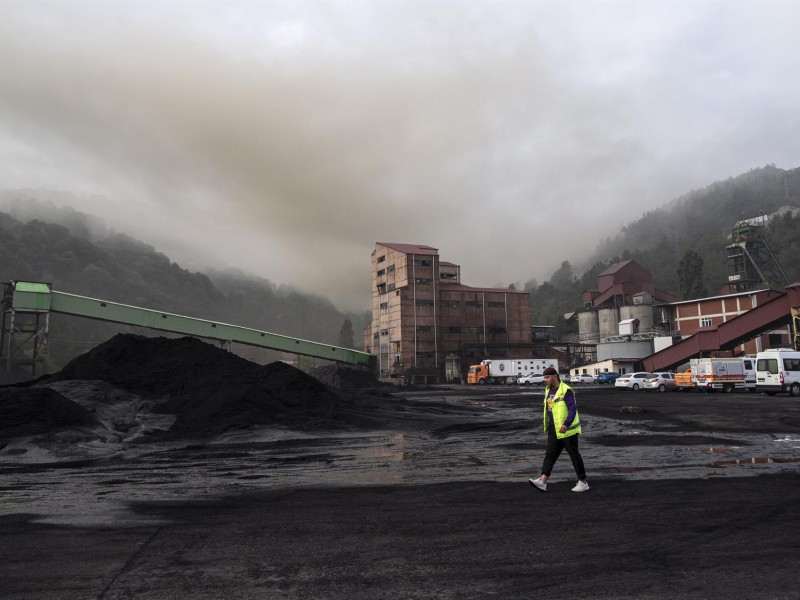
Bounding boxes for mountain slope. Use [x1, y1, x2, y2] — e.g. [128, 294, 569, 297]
[0, 197, 366, 372]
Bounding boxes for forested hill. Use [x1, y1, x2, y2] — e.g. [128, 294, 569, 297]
[0, 198, 365, 372]
[528, 164, 800, 333]
[3, 164, 799, 366]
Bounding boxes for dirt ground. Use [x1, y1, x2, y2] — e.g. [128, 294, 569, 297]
[1, 335, 799, 599]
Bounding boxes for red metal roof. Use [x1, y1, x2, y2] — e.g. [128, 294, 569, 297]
[377, 243, 438, 255]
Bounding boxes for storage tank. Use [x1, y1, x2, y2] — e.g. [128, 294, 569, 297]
[620, 304, 654, 334]
[578, 311, 599, 342]
[598, 307, 620, 338]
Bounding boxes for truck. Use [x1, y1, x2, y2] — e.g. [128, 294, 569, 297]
[693, 357, 755, 393]
[467, 358, 560, 385]
[675, 359, 699, 391]
[674, 368, 695, 392]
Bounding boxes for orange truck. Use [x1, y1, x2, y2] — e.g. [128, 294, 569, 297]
[467, 358, 559, 385]
[675, 368, 695, 391]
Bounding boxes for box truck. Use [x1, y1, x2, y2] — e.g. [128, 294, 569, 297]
[467, 358, 559, 385]
[693, 357, 751, 392]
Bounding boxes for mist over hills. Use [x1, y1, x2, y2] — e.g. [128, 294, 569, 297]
[0, 193, 367, 371]
[528, 164, 800, 333]
[2, 163, 800, 367]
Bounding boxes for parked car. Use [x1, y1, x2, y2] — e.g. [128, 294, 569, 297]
[614, 372, 653, 390]
[595, 372, 620, 384]
[570, 373, 596, 384]
[517, 373, 545, 385]
[644, 372, 676, 392]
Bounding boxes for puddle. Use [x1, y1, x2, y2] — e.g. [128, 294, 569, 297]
[713, 457, 800, 466]
[3, 404, 800, 526]
[704, 446, 800, 466]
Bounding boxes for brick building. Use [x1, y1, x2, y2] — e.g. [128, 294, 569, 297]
[364, 243, 531, 384]
[578, 260, 677, 343]
[657, 288, 791, 355]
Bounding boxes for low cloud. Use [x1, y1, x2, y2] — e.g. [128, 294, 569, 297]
[1, 1, 799, 310]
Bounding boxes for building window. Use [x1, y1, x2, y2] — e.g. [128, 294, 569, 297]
[441, 326, 461, 333]
[377, 268, 385, 277]
[416, 326, 434, 333]
[387, 264, 395, 272]
[442, 300, 460, 308]
[377, 255, 385, 263]
[415, 299, 434, 306]
[415, 278, 432, 285]
[379, 302, 388, 312]
[465, 327, 483, 334]
[700, 317, 712, 327]
[440, 272, 457, 280]
[380, 329, 389, 336]
[377, 283, 386, 294]
[388, 283, 395, 291]
[414, 259, 431, 266]
[465, 301, 482, 308]
[487, 301, 505, 308]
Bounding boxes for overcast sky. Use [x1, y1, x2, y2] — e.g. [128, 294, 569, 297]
[1, 1, 799, 311]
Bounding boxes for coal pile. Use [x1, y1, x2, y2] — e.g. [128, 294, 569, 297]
[0, 334, 481, 444]
[35, 334, 396, 438]
[0, 387, 101, 440]
[311, 364, 394, 393]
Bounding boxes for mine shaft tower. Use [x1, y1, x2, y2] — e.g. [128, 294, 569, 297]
[725, 215, 790, 293]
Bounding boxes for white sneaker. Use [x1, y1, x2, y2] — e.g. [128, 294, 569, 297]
[572, 481, 590, 493]
[529, 477, 547, 492]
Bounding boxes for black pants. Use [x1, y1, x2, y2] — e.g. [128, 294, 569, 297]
[541, 426, 586, 480]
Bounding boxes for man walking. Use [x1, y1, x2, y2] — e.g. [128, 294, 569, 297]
[529, 367, 589, 492]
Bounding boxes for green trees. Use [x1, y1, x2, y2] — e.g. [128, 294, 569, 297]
[337, 318, 355, 348]
[0, 208, 366, 370]
[677, 249, 707, 300]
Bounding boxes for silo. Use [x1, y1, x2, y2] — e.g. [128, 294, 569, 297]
[598, 307, 620, 338]
[578, 310, 599, 342]
[620, 304, 654, 334]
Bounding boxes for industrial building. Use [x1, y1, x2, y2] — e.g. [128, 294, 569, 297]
[364, 243, 531, 384]
[575, 215, 797, 375]
[656, 288, 790, 356]
[578, 259, 677, 344]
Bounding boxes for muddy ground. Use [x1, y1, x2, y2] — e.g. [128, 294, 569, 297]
[1, 335, 799, 599]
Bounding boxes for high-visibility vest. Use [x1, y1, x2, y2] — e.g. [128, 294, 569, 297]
[542, 380, 582, 439]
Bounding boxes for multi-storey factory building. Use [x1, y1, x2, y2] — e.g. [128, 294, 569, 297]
[364, 242, 531, 384]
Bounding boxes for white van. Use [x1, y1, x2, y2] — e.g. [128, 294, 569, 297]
[755, 349, 800, 396]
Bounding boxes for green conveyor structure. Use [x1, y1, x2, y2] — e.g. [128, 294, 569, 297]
[1, 281, 371, 371]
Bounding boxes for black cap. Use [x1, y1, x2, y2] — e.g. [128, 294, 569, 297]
[543, 367, 558, 376]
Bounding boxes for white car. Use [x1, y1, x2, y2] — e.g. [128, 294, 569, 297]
[570, 373, 595, 384]
[643, 372, 676, 392]
[615, 372, 653, 390]
[518, 373, 545, 385]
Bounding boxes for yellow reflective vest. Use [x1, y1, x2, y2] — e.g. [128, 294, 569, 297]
[543, 380, 582, 439]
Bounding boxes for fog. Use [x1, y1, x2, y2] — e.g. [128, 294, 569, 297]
[1, 1, 799, 311]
